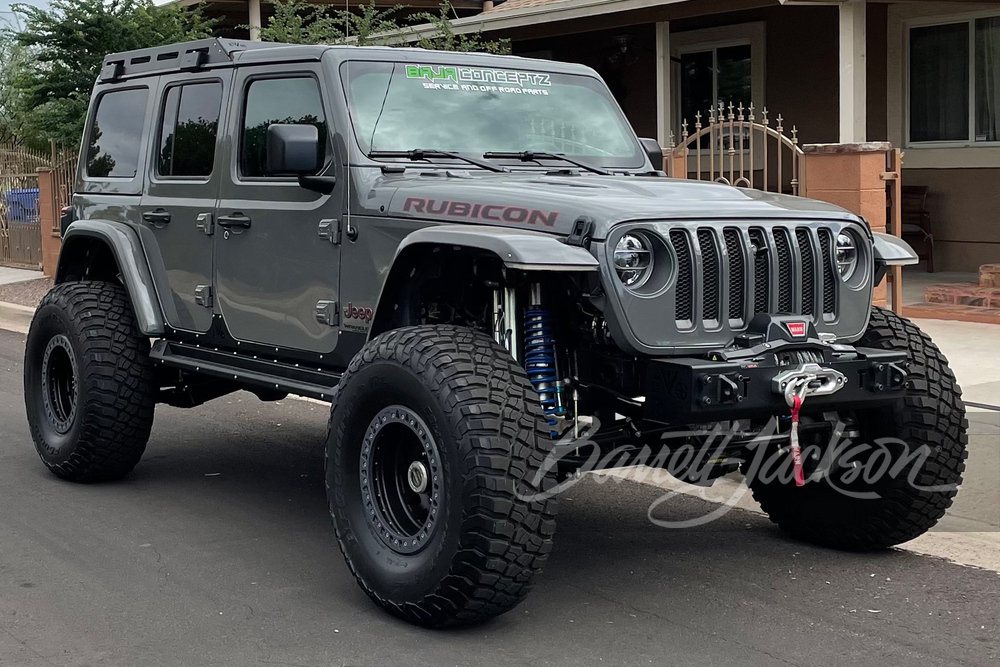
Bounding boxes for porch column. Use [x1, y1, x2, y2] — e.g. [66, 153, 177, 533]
[655, 21, 671, 148]
[838, 0, 867, 142]
[249, 0, 262, 41]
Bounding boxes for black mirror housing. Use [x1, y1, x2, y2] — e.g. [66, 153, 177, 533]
[266, 124, 321, 176]
[637, 137, 665, 171]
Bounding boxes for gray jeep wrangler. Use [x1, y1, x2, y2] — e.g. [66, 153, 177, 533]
[24, 38, 966, 627]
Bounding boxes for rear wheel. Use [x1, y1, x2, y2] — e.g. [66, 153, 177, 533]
[24, 281, 157, 482]
[747, 306, 968, 550]
[326, 325, 556, 627]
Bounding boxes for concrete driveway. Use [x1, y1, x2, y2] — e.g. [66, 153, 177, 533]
[1, 327, 997, 667]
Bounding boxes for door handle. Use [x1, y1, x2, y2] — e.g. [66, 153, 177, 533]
[217, 213, 252, 230]
[142, 209, 171, 225]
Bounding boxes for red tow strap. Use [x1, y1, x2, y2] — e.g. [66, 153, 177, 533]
[789, 394, 805, 487]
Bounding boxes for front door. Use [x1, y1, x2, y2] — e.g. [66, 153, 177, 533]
[139, 72, 232, 333]
[215, 67, 342, 353]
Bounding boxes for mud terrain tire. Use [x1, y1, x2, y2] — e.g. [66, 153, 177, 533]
[24, 281, 157, 482]
[326, 325, 556, 627]
[747, 306, 967, 550]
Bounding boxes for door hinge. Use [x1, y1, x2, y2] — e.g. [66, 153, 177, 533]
[315, 300, 339, 327]
[196, 212, 214, 236]
[318, 219, 341, 245]
[195, 285, 213, 308]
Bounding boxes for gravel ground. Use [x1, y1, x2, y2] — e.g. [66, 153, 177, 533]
[0, 277, 53, 307]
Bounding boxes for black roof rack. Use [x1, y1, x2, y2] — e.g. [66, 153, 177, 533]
[99, 38, 296, 82]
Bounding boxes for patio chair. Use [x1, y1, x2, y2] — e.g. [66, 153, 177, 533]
[900, 185, 935, 273]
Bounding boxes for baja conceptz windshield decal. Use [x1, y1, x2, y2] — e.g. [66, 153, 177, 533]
[405, 65, 551, 95]
[402, 197, 558, 227]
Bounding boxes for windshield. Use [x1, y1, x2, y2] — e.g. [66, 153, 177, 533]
[340, 60, 644, 169]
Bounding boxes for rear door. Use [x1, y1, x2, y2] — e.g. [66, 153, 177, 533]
[214, 66, 343, 353]
[139, 71, 231, 333]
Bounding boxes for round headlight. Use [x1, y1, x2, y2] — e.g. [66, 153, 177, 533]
[614, 233, 653, 287]
[835, 232, 858, 280]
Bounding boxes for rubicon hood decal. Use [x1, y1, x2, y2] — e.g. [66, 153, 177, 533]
[402, 197, 558, 227]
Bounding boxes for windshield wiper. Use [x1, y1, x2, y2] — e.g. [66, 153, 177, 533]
[368, 149, 508, 173]
[483, 151, 611, 176]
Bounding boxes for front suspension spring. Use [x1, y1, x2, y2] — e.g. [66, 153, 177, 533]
[524, 306, 565, 436]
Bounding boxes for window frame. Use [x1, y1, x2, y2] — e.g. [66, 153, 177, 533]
[236, 72, 330, 182]
[904, 10, 1000, 149]
[152, 78, 225, 182]
[82, 85, 151, 183]
[670, 22, 766, 141]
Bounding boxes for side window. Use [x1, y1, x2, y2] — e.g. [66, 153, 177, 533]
[157, 82, 223, 177]
[86, 88, 149, 178]
[240, 77, 327, 178]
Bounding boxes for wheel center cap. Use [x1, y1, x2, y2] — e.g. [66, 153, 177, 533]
[407, 461, 428, 494]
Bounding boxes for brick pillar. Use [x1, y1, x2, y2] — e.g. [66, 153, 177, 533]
[667, 149, 687, 179]
[802, 142, 891, 306]
[37, 167, 62, 279]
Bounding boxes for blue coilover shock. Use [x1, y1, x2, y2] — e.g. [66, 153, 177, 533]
[523, 304, 565, 436]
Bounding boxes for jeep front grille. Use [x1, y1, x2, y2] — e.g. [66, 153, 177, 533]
[818, 229, 837, 315]
[749, 228, 768, 315]
[671, 224, 840, 330]
[670, 230, 693, 322]
[697, 229, 720, 323]
[773, 229, 793, 313]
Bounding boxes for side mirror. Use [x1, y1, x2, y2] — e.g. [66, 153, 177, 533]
[266, 123, 320, 176]
[637, 137, 666, 171]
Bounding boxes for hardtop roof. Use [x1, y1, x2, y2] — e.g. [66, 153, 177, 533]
[99, 37, 599, 82]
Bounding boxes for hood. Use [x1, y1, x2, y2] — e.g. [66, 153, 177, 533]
[367, 170, 860, 239]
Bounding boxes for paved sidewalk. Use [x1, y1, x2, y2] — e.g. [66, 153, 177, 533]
[0, 266, 42, 286]
[913, 318, 1000, 409]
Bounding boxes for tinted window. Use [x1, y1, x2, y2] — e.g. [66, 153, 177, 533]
[86, 88, 148, 178]
[157, 82, 223, 177]
[241, 77, 327, 177]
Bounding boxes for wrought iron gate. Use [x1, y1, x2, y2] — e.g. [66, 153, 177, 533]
[0, 143, 49, 269]
[667, 103, 805, 196]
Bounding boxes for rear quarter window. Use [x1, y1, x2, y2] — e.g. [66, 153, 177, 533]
[86, 87, 149, 179]
[156, 82, 223, 178]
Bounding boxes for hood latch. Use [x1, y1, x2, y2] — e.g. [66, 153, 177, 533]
[564, 216, 596, 249]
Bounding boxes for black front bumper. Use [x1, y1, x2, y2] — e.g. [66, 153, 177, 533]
[642, 320, 908, 423]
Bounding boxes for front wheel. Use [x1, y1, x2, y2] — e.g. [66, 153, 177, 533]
[747, 306, 968, 550]
[326, 325, 556, 627]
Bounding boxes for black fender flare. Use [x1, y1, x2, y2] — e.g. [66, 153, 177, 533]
[395, 225, 600, 272]
[369, 225, 598, 340]
[57, 220, 165, 335]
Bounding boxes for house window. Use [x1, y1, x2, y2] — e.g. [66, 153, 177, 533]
[679, 44, 752, 124]
[669, 22, 764, 143]
[908, 15, 1000, 144]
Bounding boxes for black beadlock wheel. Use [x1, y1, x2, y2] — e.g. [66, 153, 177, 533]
[326, 325, 557, 627]
[24, 281, 157, 482]
[747, 306, 968, 551]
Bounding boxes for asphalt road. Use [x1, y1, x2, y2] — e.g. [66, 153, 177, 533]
[1, 328, 997, 667]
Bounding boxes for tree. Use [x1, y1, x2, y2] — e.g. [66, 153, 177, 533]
[412, 2, 509, 55]
[0, 30, 31, 145]
[7, 0, 214, 149]
[255, 0, 510, 54]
